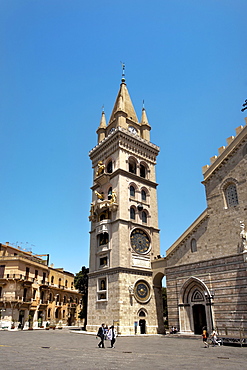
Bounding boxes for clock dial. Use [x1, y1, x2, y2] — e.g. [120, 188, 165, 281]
[128, 126, 137, 134]
[130, 229, 150, 254]
[109, 127, 115, 134]
[134, 280, 150, 302]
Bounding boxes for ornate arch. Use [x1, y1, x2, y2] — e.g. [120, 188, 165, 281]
[180, 276, 210, 305]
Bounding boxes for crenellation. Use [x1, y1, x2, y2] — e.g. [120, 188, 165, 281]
[235, 125, 243, 135]
[218, 145, 225, 155]
[210, 155, 217, 164]
[226, 135, 235, 145]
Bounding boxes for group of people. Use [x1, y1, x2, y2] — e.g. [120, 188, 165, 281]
[97, 323, 116, 348]
[170, 326, 178, 334]
[202, 327, 221, 347]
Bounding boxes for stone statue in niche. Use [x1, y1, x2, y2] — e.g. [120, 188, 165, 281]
[240, 221, 247, 252]
[110, 190, 117, 204]
[95, 190, 104, 200]
[96, 161, 105, 176]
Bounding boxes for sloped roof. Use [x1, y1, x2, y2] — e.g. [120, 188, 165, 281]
[109, 82, 139, 124]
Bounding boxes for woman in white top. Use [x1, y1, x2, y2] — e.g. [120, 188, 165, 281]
[107, 325, 116, 348]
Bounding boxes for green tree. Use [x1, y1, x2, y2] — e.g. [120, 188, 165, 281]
[74, 266, 89, 329]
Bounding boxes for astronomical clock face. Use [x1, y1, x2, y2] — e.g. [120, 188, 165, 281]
[130, 229, 150, 254]
[134, 280, 150, 302]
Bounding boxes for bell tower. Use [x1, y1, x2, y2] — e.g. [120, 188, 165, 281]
[87, 71, 161, 335]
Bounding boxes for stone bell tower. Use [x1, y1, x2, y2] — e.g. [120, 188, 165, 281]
[87, 70, 161, 335]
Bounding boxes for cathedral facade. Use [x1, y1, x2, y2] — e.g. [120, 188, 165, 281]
[153, 119, 247, 337]
[87, 75, 163, 335]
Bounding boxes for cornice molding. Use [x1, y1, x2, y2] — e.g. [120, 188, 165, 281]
[89, 127, 159, 163]
[88, 266, 153, 279]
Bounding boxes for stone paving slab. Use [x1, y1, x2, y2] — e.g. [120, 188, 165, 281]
[0, 329, 246, 369]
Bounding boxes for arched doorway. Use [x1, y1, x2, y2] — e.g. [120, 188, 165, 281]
[179, 277, 213, 334]
[152, 271, 166, 334]
[192, 304, 207, 334]
[139, 319, 146, 334]
[138, 310, 146, 334]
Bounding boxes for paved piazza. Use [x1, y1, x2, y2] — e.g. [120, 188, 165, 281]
[0, 329, 246, 369]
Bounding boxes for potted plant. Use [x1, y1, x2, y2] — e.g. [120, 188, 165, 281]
[49, 320, 56, 330]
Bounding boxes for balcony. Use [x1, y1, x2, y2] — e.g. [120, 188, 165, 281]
[0, 254, 48, 266]
[0, 274, 34, 281]
[0, 295, 32, 304]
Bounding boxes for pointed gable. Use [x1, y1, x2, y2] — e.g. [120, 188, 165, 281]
[109, 82, 139, 124]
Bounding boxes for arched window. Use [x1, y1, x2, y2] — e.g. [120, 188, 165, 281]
[65, 280, 68, 288]
[140, 164, 146, 178]
[99, 232, 109, 246]
[40, 290, 44, 303]
[63, 295, 67, 304]
[107, 161, 112, 173]
[100, 278, 106, 290]
[141, 189, 146, 201]
[225, 183, 238, 207]
[108, 187, 112, 200]
[49, 293, 53, 302]
[51, 276, 54, 284]
[142, 211, 147, 224]
[99, 210, 110, 221]
[47, 308, 51, 318]
[129, 159, 136, 174]
[58, 278, 61, 288]
[130, 186, 135, 197]
[130, 207, 135, 220]
[191, 238, 197, 253]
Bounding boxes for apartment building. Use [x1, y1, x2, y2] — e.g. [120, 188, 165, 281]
[0, 242, 82, 329]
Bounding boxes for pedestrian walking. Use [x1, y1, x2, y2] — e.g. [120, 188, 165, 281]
[97, 323, 105, 348]
[202, 326, 209, 348]
[107, 325, 117, 348]
[211, 329, 221, 346]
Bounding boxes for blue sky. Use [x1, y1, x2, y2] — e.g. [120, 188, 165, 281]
[1, 0, 247, 275]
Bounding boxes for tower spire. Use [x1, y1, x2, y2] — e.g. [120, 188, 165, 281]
[96, 107, 107, 143]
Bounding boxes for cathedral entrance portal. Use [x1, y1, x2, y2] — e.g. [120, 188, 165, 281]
[192, 304, 207, 334]
[179, 277, 213, 334]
